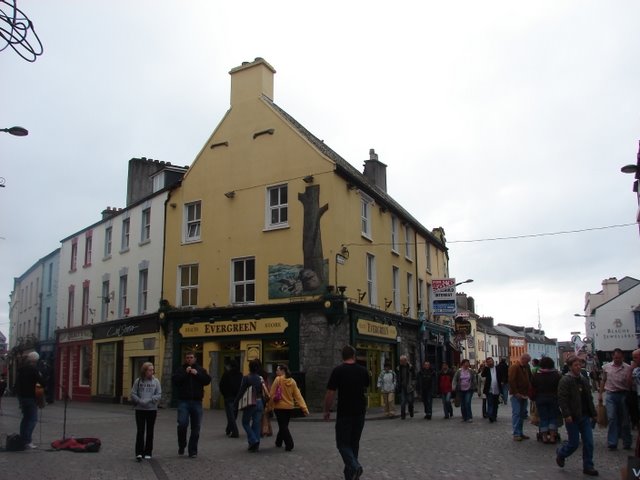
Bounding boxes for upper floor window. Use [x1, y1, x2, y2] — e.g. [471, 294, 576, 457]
[404, 224, 413, 260]
[184, 201, 201, 242]
[104, 226, 113, 258]
[67, 285, 75, 328]
[232, 257, 255, 304]
[141, 208, 151, 243]
[101, 280, 110, 321]
[138, 269, 148, 314]
[366, 253, 376, 305]
[361, 195, 372, 239]
[70, 239, 78, 271]
[407, 272, 415, 317]
[118, 274, 128, 317]
[84, 232, 93, 267]
[179, 264, 199, 307]
[151, 172, 164, 193]
[391, 215, 399, 253]
[392, 266, 400, 313]
[81, 281, 90, 325]
[47, 262, 53, 293]
[121, 218, 130, 251]
[266, 184, 288, 228]
[426, 243, 432, 272]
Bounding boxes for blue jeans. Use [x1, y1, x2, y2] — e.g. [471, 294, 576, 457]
[223, 398, 239, 436]
[459, 390, 473, 421]
[486, 393, 500, 420]
[335, 414, 365, 480]
[605, 391, 632, 448]
[501, 384, 509, 404]
[241, 398, 264, 446]
[511, 396, 527, 436]
[441, 392, 453, 418]
[177, 400, 203, 455]
[536, 396, 558, 432]
[18, 397, 38, 444]
[557, 416, 594, 470]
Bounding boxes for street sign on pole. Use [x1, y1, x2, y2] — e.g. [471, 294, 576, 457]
[432, 278, 457, 316]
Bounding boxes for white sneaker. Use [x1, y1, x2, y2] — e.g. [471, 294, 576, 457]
[26, 443, 37, 449]
[144, 455, 151, 459]
[136, 455, 142, 461]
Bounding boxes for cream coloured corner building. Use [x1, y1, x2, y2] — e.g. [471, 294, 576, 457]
[161, 58, 452, 409]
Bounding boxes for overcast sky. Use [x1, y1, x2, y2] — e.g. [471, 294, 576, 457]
[1, 1, 638, 342]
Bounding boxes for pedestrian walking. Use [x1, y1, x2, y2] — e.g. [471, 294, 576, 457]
[452, 359, 476, 423]
[556, 355, 599, 476]
[130, 362, 161, 461]
[509, 353, 532, 441]
[14, 351, 43, 449]
[172, 351, 212, 458]
[270, 364, 309, 451]
[496, 358, 509, 404]
[396, 355, 416, 419]
[531, 356, 561, 443]
[438, 363, 454, 419]
[376, 362, 396, 417]
[235, 358, 267, 452]
[323, 345, 369, 480]
[599, 348, 632, 450]
[481, 357, 504, 423]
[219, 359, 242, 438]
[417, 360, 435, 419]
[259, 365, 273, 438]
[477, 361, 488, 418]
[0, 373, 7, 415]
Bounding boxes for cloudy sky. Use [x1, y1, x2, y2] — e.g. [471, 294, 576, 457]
[1, 1, 638, 342]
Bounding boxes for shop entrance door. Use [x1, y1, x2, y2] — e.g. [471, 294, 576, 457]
[356, 342, 394, 408]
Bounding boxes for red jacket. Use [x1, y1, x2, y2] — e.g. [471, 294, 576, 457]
[438, 369, 453, 394]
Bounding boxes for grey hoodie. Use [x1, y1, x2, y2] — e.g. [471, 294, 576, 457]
[130, 377, 162, 410]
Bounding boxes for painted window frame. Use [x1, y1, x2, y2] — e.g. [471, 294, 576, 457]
[138, 268, 148, 314]
[391, 215, 399, 253]
[118, 274, 128, 317]
[141, 207, 151, 244]
[104, 226, 113, 258]
[121, 218, 130, 252]
[83, 231, 93, 267]
[392, 266, 400, 313]
[184, 201, 202, 243]
[179, 264, 199, 307]
[231, 257, 256, 304]
[266, 184, 288, 229]
[361, 194, 373, 240]
[366, 253, 377, 306]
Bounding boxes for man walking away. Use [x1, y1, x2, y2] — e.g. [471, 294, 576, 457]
[324, 345, 369, 480]
[556, 355, 599, 476]
[417, 361, 435, 419]
[496, 358, 509, 404]
[172, 352, 212, 458]
[396, 355, 416, 419]
[219, 359, 242, 438]
[599, 348, 632, 450]
[509, 353, 532, 441]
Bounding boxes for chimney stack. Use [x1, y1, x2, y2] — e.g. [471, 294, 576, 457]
[363, 148, 387, 192]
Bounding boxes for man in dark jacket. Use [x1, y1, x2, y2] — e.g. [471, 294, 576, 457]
[396, 355, 416, 419]
[496, 358, 509, 404]
[481, 357, 506, 423]
[219, 359, 242, 438]
[417, 361, 435, 419]
[14, 351, 43, 448]
[172, 352, 212, 458]
[556, 355, 598, 476]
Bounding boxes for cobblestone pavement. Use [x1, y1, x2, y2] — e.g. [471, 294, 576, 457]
[0, 397, 631, 479]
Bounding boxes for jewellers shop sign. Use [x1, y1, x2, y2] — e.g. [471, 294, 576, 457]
[93, 317, 159, 340]
[432, 278, 457, 316]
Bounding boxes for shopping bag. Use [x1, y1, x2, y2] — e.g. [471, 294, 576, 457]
[597, 399, 608, 428]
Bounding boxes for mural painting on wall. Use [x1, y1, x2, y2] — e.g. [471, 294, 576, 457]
[268, 261, 329, 298]
[269, 184, 329, 299]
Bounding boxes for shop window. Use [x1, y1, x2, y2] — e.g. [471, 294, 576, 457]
[79, 345, 91, 387]
[97, 342, 116, 396]
[263, 339, 289, 375]
[131, 356, 154, 388]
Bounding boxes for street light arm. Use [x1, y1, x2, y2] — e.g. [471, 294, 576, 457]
[1, 126, 29, 136]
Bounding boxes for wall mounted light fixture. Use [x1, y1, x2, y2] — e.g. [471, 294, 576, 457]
[224, 191, 235, 198]
[253, 128, 275, 139]
[303, 175, 314, 183]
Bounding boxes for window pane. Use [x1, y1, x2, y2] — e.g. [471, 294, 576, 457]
[235, 285, 244, 302]
[271, 209, 279, 225]
[181, 267, 189, 286]
[246, 283, 255, 302]
[281, 207, 288, 223]
[191, 265, 198, 284]
[234, 261, 244, 281]
[246, 259, 255, 279]
[191, 289, 198, 305]
[270, 188, 279, 205]
[280, 187, 287, 204]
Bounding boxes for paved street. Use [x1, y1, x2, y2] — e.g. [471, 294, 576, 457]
[0, 396, 631, 479]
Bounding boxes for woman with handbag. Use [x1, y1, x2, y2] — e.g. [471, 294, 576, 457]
[269, 364, 309, 451]
[531, 356, 561, 443]
[452, 359, 476, 423]
[235, 359, 268, 452]
[129, 362, 162, 461]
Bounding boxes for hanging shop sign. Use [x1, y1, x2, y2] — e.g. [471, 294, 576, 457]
[432, 278, 457, 316]
[179, 317, 288, 338]
[58, 327, 93, 344]
[356, 319, 397, 340]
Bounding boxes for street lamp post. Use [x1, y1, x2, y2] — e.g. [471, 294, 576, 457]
[455, 278, 474, 287]
[620, 140, 640, 235]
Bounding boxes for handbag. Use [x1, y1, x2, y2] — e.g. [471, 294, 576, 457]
[597, 398, 608, 428]
[239, 385, 256, 410]
[261, 378, 271, 403]
[454, 391, 461, 408]
[273, 382, 283, 402]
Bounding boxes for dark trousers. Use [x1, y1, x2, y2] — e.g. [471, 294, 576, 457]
[400, 389, 414, 418]
[275, 409, 294, 449]
[336, 414, 365, 480]
[135, 409, 157, 456]
[421, 389, 433, 417]
[486, 393, 500, 421]
[223, 398, 239, 436]
[18, 397, 38, 444]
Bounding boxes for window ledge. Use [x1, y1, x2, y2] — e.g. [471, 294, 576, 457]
[391, 249, 400, 256]
[361, 233, 373, 242]
[263, 224, 289, 232]
[139, 239, 151, 247]
[119, 247, 130, 254]
[83, 263, 92, 269]
[103, 255, 112, 261]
